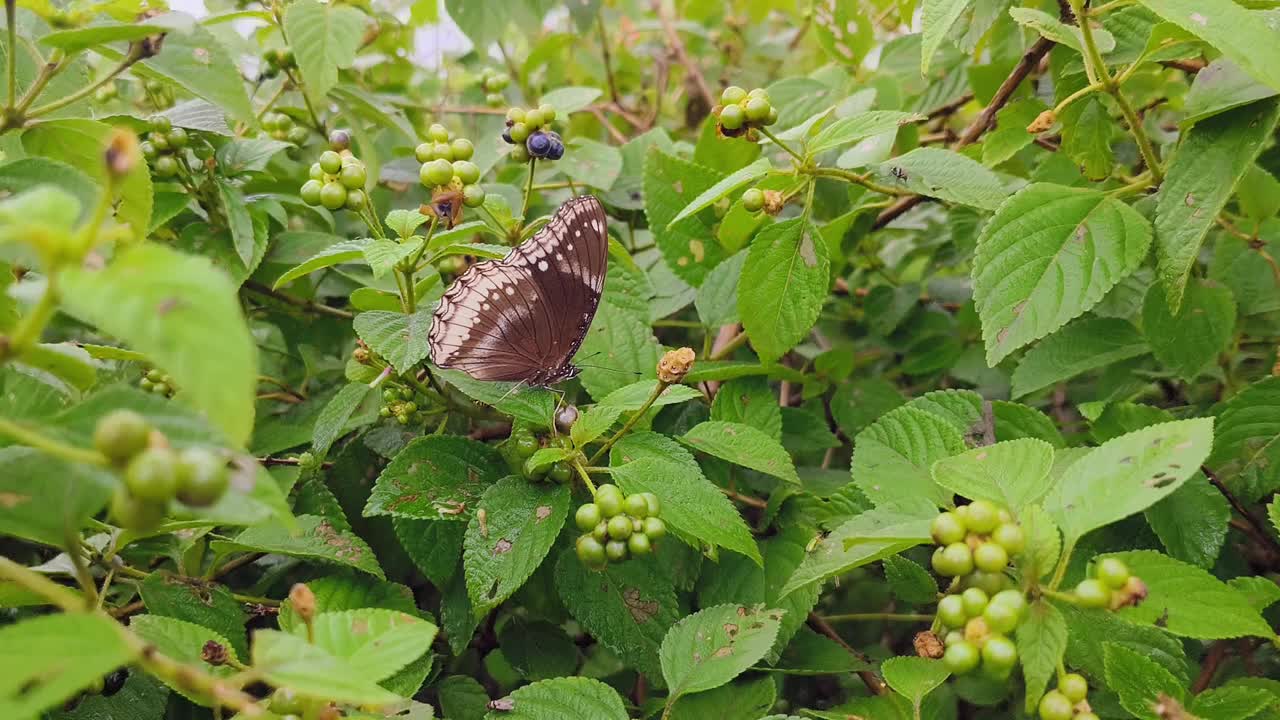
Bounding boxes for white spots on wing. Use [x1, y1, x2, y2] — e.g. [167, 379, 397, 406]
[591, 219, 602, 233]
[481, 303, 489, 311]
[555, 253, 563, 261]
[574, 229, 582, 237]
[505, 286, 515, 295]
[538, 260, 548, 271]
[567, 243, 574, 251]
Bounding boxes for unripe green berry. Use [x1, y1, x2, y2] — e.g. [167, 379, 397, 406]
[1074, 579, 1111, 609]
[576, 535, 607, 568]
[974, 542, 1009, 573]
[150, 114, 172, 133]
[523, 108, 544, 128]
[642, 517, 666, 539]
[1059, 673, 1088, 703]
[453, 160, 480, 184]
[153, 155, 178, 177]
[764, 106, 779, 125]
[933, 542, 974, 577]
[93, 410, 152, 465]
[744, 97, 770, 122]
[741, 188, 765, 212]
[415, 143, 434, 163]
[319, 181, 347, 210]
[287, 127, 310, 145]
[964, 570, 1012, 595]
[537, 103, 556, 122]
[624, 494, 648, 518]
[485, 92, 504, 107]
[982, 635, 1018, 672]
[591, 521, 608, 542]
[720, 86, 748, 105]
[450, 138, 475, 160]
[318, 150, 343, 174]
[151, 131, 171, 150]
[640, 492, 660, 516]
[719, 104, 745, 130]
[423, 158, 454, 186]
[299, 179, 323, 206]
[548, 461, 572, 484]
[1038, 690, 1074, 720]
[512, 432, 539, 458]
[944, 630, 964, 646]
[344, 189, 366, 211]
[965, 500, 1000, 534]
[943, 640, 980, 674]
[509, 122, 530, 143]
[462, 183, 486, 208]
[109, 486, 164, 531]
[166, 127, 188, 148]
[960, 587, 989, 617]
[433, 142, 453, 161]
[175, 448, 229, 507]
[604, 539, 628, 562]
[506, 107, 526, 123]
[575, 503, 602, 532]
[522, 456, 548, 481]
[991, 523, 1025, 555]
[990, 589, 1027, 619]
[936, 594, 967, 627]
[339, 163, 367, 190]
[627, 532, 652, 556]
[140, 141, 157, 159]
[125, 447, 180, 503]
[309, 162, 325, 180]
[510, 145, 529, 163]
[428, 123, 450, 143]
[982, 599, 1020, 634]
[931, 511, 967, 545]
[607, 514, 633, 540]
[1095, 557, 1131, 589]
[747, 87, 769, 101]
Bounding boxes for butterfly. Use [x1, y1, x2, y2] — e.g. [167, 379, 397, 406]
[429, 195, 609, 387]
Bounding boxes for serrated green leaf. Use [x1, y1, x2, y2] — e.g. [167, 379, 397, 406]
[311, 382, 375, 461]
[598, 380, 702, 413]
[1143, 279, 1236, 380]
[213, 514, 384, 577]
[1010, 7, 1116, 53]
[1017, 600, 1068, 714]
[1156, 98, 1280, 310]
[1061, 602, 1188, 681]
[252, 629, 400, 705]
[814, 0, 873, 66]
[644, 148, 729, 286]
[739, 217, 830, 365]
[1045, 419, 1213, 544]
[809, 111, 924, 156]
[778, 502, 934, 598]
[931, 438, 1055, 511]
[711, 377, 781, 440]
[561, 137, 622, 190]
[1104, 642, 1186, 720]
[277, 574, 417, 634]
[436, 369, 557, 429]
[293, 608, 436, 682]
[130, 615, 237, 705]
[362, 238, 420, 280]
[1144, 473, 1230, 568]
[974, 183, 1153, 365]
[695, 249, 746, 327]
[882, 555, 938, 604]
[439, 675, 489, 720]
[128, 18, 253, 123]
[1190, 685, 1279, 720]
[577, 302, 661, 401]
[352, 308, 433, 376]
[983, 98, 1049, 167]
[1108, 550, 1274, 639]
[880, 147, 1009, 210]
[660, 604, 783, 698]
[1017, 504, 1062, 581]
[284, 0, 365, 107]
[668, 158, 771, 228]
[1060, 94, 1115, 181]
[1011, 317, 1150, 398]
[0, 613, 135, 717]
[1136, 0, 1280, 92]
[921, 0, 974, 74]
[499, 617, 578, 680]
[365, 435, 505, 520]
[0, 447, 113, 547]
[669, 674, 776, 720]
[273, 238, 369, 288]
[852, 406, 965, 508]
[881, 657, 949, 711]
[681, 420, 799, 484]
[214, 139, 292, 175]
[139, 573, 248, 660]
[463, 476, 568, 616]
[483, 676, 627, 720]
[611, 432, 762, 565]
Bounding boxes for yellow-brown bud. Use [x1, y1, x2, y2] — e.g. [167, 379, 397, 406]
[657, 347, 696, 384]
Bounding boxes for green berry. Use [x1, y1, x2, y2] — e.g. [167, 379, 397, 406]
[140, 141, 157, 159]
[462, 183, 486, 208]
[764, 106, 779, 125]
[591, 521, 608, 542]
[720, 86, 748, 105]
[943, 640, 980, 674]
[429, 123, 450, 143]
[490, 74, 509, 90]
[607, 514, 633, 540]
[506, 107, 526, 123]
[523, 108, 544, 128]
[344, 189, 366, 211]
[627, 532, 652, 556]
[145, 368, 163, 382]
[932, 542, 974, 577]
[309, 163, 325, 181]
[624, 494, 649, 518]
[318, 150, 343, 175]
[747, 87, 769, 101]
[288, 127, 309, 145]
[642, 517, 666, 539]
[270, 687, 304, 715]
[150, 114, 172, 133]
[1059, 673, 1088, 703]
[166, 127, 188, 148]
[512, 432, 539, 458]
[973, 542, 1009, 573]
[139, 378, 155, 392]
[964, 570, 1012, 596]
[151, 382, 171, 397]
[936, 594, 967, 628]
[640, 493, 660, 517]
[548, 461, 572, 484]
[109, 486, 164, 531]
[931, 511, 967, 545]
[415, 143, 434, 163]
[604, 539, 628, 562]
[328, 129, 351, 151]
[596, 485, 624, 517]
[451, 138, 475, 161]
[485, 92, 504, 107]
[990, 589, 1027, 619]
[93, 410, 152, 465]
[175, 448, 229, 507]
[744, 97, 770, 122]
[982, 635, 1018, 672]
[960, 588, 989, 617]
[576, 535, 607, 568]
[423, 158, 454, 186]
[510, 145, 530, 163]
[991, 523, 1025, 555]
[433, 142, 454, 161]
[339, 163, 367, 190]
[982, 599, 1020, 634]
[300, 179, 323, 206]
[575, 503, 602, 532]
[1074, 579, 1111, 609]
[319, 181, 347, 210]
[965, 500, 1000, 534]
[719, 104, 745, 130]
[124, 447, 180, 503]
[452, 160, 480, 184]
[1038, 690, 1074, 720]
[1095, 557, 1130, 589]
[509, 122, 530, 143]
[537, 103, 556, 122]
[944, 630, 965, 647]
[153, 155, 178, 177]
[741, 188, 765, 212]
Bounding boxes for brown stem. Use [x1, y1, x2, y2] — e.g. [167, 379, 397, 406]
[651, 0, 715, 108]
[1203, 466, 1280, 558]
[1192, 641, 1229, 692]
[807, 612, 886, 695]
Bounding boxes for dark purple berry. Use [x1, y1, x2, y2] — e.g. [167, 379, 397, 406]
[526, 131, 551, 158]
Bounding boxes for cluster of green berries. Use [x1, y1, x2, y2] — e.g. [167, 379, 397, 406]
[502, 427, 573, 483]
[93, 82, 119, 104]
[138, 366, 176, 398]
[714, 86, 778, 137]
[94, 410, 230, 531]
[301, 134, 369, 212]
[260, 47, 297, 79]
[574, 484, 666, 569]
[501, 105, 564, 162]
[140, 115, 188, 179]
[929, 500, 1025, 579]
[262, 112, 309, 145]
[479, 68, 510, 107]
[378, 386, 433, 426]
[1038, 673, 1097, 720]
[62, 668, 128, 711]
[936, 586, 1026, 678]
[144, 79, 174, 110]
[1070, 557, 1146, 610]
[415, 124, 486, 208]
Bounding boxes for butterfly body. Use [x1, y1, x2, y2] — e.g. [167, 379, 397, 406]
[429, 195, 609, 387]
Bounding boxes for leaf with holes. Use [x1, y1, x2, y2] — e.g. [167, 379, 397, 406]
[463, 476, 569, 617]
[291, 608, 436, 682]
[353, 308, 434, 375]
[484, 676, 628, 720]
[660, 604, 783, 700]
[364, 435, 506, 521]
[644, 148, 730, 286]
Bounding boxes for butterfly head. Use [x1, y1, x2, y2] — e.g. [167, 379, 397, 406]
[531, 363, 581, 388]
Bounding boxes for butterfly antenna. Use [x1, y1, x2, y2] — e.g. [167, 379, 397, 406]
[575, 362, 644, 377]
[493, 379, 527, 406]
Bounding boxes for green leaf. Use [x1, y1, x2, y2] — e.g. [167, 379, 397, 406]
[1108, 550, 1275, 639]
[59, 244, 257, 447]
[611, 432, 762, 565]
[39, 21, 167, 52]
[1010, 317, 1150, 398]
[852, 406, 965, 509]
[1156, 98, 1280, 310]
[1144, 281, 1236, 382]
[921, 0, 974, 73]
[499, 617, 579, 680]
[1061, 602, 1187, 682]
[882, 555, 938, 604]
[984, 98, 1049, 167]
[139, 573, 249, 660]
[808, 111, 924, 155]
[214, 139, 292, 175]
[711, 376, 782, 440]
[1103, 642, 1186, 720]
[681, 421, 799, 484]
[284, 0, 366, 107]
[695, 249, 746, 327]
[881, 657, 949, 712]
[214, 179, 256, 267]
[931, 438, 1055, 512]
[277, 574, 417, 634]
[294, 608, 436, 682]
[1010, 7, 1116, 53]
[1190, 685, 1280, 720]
[311, 382, 375, 460]
[880, 148, 1009, 211]
[539, 86, 604, 114]
[1017, 600, 1068, 714]
[252, 629, 400, 706]
[777, 502, 935, 598]
[483, 677, 627, 720]
[130, 615, 237, 705]
[1045, 419, 1214, 544]
[395, 518, 464, 589]
[385, 210, 430, 239]
[439, 675, 489, 720]
[0, 447, 113, 546]
[554, 549, 680, 680]
[463, 476, 569, 617]
[739, 217, 830, 364]
[1136, 0, 1280, 92]
[644, 148, 729, 286]
[213, 514, 384, 578]
[1210, 376, 1280, 494]
[561, 137, 622, 190]
[1144, 474, 1230, 568]
[132, 19, 253, 123]
[353, 308, 434, 376]
[576, 301, 661, 401]
[364, 435, 506, 520]
[660, 604, 783, 698]
[769, 626, 875, 675]
[22, 119, 152, 243]
[598, 379, 702, 413]
[0, 613, 135, 717]
[668, 157, 771, 228]
[272, 238, 368, 288]
[1183, 58, 1278, 125]
[974, 183, 1153, 365]
[437, 369, 557, 429]
[814, 0, 873, 66]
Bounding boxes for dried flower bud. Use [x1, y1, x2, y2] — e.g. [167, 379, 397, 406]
[353, 346, 371, 364]
[913, 630, 944, 659]
[762, 189, 785, 216]
[200, 640, 228, 666]
[1110, 576, 1149, 609]
[657, 347, 696, 384]
[289, 582, 316, 622]
[1027, 110, 1056, 134]
[105, 128, 140, 178]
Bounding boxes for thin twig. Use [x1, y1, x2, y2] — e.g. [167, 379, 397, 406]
[1203, 466, 1280, 558]
[651, 0, 715, 108]
[807, 612, 886, 695]
[242, 281, 354, 319]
